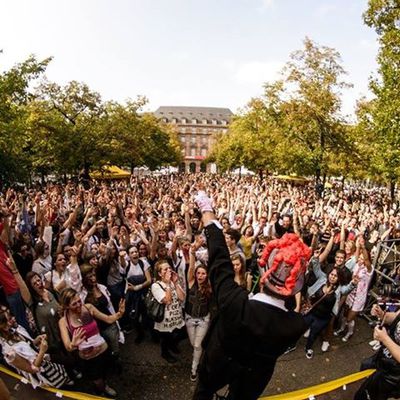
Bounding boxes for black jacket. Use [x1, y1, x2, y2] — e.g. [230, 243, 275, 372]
[203, 223, 307, 368]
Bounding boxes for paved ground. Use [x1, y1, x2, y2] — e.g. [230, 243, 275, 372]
[1, 317, 376, 400]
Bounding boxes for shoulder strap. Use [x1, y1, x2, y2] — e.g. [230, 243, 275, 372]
[156, 282, 166, 292]
[308, 289, 332, 313]
[138, 259, 145, 274]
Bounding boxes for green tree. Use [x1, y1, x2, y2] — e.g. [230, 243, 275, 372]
[0, 55, 50, 185]
[211, 38, 352, 182]
[209, 94, 282, 176]
[31, 80, 106, 179]
[279, 37, 352, 182]
[363, 0, 400, 198]
[103, 100, 182, 173]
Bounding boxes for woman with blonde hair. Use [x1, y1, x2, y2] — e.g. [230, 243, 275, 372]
[151, 260, 185, 364]
[58, 288, 124, 397]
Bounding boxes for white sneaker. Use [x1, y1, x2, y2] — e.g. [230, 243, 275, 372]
[334, 328, 346, 337]
[303, 329, 310, 338]
[369, 339, 379, 347]
[342, 332, 353, 342]
[305, 349, 314, 359]
[321, 341, 330, 352]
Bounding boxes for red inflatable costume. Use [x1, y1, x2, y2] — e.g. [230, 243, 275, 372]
[258, 233, 312, 297]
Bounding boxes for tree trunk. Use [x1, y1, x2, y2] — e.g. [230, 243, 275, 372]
[130, 161, 135, 175]
[41, 172, 46, 186]
[315, 166, 321, 185]
[390, 178, 396, 201]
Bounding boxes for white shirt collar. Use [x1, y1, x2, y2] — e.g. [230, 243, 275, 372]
[250, 292, 288, 311]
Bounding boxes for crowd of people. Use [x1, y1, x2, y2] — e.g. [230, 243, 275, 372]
[0, 173, 398, 399]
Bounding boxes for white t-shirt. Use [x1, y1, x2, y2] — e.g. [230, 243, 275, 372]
[151, 281, 184, 333]
[126, 258, 150, 278]
[32, 255, 52, 276]
[44, 269, 66, 290]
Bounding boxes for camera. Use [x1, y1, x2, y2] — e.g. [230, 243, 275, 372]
[379, 283, 400, 300]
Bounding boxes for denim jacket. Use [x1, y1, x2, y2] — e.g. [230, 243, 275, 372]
[307, 257, 355, 316]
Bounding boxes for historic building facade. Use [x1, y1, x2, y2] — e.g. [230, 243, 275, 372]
[154, 106, 233, 173]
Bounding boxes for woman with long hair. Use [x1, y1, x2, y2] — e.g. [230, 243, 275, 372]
[185, 245, 212, 382]
[43, 253, 67, 294]
[58, 288, 125, 397]
[25, 271, 67, 363]
[231, 254, 252, 292]
[335, 237, 373, 342]
[0, 306, 71, 388]
[151, 260, 185, 364]
[304, 254, 357, 359]
[81, 266, 124, 367]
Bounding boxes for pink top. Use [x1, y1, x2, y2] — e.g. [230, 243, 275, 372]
[66, 306, 100, 340]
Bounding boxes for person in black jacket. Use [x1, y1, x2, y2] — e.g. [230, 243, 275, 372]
[193, 190, 310, 400]
[354, 304, 400, 400]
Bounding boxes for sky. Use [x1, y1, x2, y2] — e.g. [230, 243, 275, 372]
[0, 0, 379, 117]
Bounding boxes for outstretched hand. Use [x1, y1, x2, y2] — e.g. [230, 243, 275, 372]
[194, 190, 213, 213]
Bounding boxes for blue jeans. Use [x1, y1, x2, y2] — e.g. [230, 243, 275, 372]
[7, 291, 30, 332]
[303, 312, 331, 350]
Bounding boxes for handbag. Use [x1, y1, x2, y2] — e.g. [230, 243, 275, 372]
[145, 282, 165, 323]
[301, 290, 331, 315]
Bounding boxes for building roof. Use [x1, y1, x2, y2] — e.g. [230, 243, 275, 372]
[154, 106, 233, 123]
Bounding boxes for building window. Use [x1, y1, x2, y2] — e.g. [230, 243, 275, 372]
[221, 120, 227, 125]
[192, 119, 197, 124]
[181, 136, 186, 143]
[172, 118, 177, 123]
[201, 148, 207, 157]
[202, 119, 208, 124]
[190, 148, 196, 157]
[182, 118, 186, 124]
[181, 127, 186, 133]
[191, 136, 196, 145]
[212, 119, 217, 125]
[202, 136, 207, 144]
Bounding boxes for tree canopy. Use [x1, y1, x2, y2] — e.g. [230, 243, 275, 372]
[0, 55, 182, 186]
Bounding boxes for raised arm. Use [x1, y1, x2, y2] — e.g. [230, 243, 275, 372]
[86, 299, 125, 324]
[319, 231, 334, 264]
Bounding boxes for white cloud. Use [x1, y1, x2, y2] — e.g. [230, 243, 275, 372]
[234, 61, 284, 84]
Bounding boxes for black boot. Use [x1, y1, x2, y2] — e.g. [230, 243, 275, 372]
[161, 351, 177, 364]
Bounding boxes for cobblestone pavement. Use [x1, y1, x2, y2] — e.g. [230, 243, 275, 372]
[1, 317, 375, 400]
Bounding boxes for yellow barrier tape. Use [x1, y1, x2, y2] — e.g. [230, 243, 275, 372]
[0, 364, 111, 400]
[259, 369, 375, 400]
[0, 362, 375, 400]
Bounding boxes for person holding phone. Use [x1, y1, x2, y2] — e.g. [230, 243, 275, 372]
[151, 260, 185, 363]
[354, 304, 400, 400]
